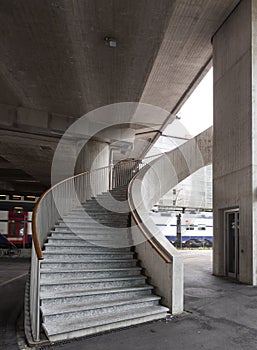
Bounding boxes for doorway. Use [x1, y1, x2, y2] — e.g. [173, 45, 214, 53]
[225, 209, 239, 279]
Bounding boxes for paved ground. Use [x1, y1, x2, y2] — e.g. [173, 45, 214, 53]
[0, 258, 30, 350]
[2, 251, 257, 350]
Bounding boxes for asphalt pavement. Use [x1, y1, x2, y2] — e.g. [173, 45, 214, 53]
[0, 258, 30, 350]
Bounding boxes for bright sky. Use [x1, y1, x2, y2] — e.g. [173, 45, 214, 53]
[148, 68, 213, 154]
[177, 67, 213, 137]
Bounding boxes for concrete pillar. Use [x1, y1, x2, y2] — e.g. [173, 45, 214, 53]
[75, 139, 110, 198]
[212, 0, 257, 284]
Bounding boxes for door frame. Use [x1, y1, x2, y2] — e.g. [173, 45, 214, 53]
[224, 208, 239, 279]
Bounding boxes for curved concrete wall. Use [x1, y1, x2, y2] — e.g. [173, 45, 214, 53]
[75, 140, 110, 197]
[129, 127, 212, 313]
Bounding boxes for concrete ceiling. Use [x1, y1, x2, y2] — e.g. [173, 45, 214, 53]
[0, 0, 240, 194]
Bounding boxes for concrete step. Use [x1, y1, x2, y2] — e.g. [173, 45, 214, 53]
[52, 227, 129, 233]
[46, 237, 132, 248]
[40, 267, 142, 280]
[49, 232, 131, 244]
[55, 222, 128, 228]
[50, 231, 130, 238]
[42, 305, 168, 342]
[43, 251, 134, 260]
[49, 236, 131, 245]
[73, 206, 130, 213]
[70, 211, 129, 218]
[40, 275, 147, 292]
[44, 242, 131, 251]
[59, 219, 129, 225]
[58, 217, 129, 223]
[40, 285, 154, 307]
[41, 295, 161, 323]
[40, 259, 137, 269]
[38, 186, 167, 342]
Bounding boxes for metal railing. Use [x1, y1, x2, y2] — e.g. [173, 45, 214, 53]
[30, 153, 161, 341]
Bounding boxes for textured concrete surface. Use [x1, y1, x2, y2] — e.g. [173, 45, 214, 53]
[25, 250, 257, 350]
[213, 0, 257, 284]
[130, 127, 212, 313]
[0, 1, 240, 193]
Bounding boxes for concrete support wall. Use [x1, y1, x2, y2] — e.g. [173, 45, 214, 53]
[76, 140, 110, 173]
[213, 0, 257, 284]
[75, 140, 110, 197]
[131, 216, 183, 313]
[129, 128, 212, 314]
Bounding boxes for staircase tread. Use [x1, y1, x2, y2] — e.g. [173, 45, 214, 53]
[47, 236, 129, 240]
[44, 250, 133, 254]
[37, 186, 167, 341]
[51, 230, 129, 234]
[41, 267, 141, 273]
[42, 258, 134, 263]
[40, 275, 146, 286]
[56, 228, 129, 231]
[44, 243, 130, 250]
[41, 295, 161, 315]
[49, 234, 130, 240]
[40, 285, 154, 299]
[42, 306, 168, 335]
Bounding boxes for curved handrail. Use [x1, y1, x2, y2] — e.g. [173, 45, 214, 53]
[127, 180, 171, 263]
[30, 130, 212, 340]
[32, 165, 113, 260]
[127, 127, 212, 312]
[32, 152, 166, 260]
[127, 127, 213, 264]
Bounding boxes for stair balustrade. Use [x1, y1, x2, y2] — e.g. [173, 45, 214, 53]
[30, 125, 212, 342]
[30, 155, 159, 341]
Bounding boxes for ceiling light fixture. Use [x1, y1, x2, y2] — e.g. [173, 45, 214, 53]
[104, 36, 117, 48]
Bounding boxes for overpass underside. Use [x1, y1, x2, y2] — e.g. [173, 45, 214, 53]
[1, 0, 257, 344]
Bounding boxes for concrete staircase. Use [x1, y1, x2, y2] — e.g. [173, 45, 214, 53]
[40, 186, 168, 342]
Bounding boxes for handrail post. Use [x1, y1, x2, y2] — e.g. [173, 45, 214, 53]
[109, 164, 113, 190]
[35, 260, 41, 341]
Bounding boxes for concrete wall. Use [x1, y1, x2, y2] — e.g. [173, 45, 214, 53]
[75, 140, 110, 198]
[129, 127, 212, 313]
[213, 0, 257, 284]
[131, 216, 183, 313]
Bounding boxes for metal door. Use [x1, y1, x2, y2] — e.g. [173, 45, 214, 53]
[225, 209, 239, 279]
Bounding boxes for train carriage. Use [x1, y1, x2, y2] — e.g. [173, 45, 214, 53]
[0, 195, 38, 248]
[149, 210, 213, 245]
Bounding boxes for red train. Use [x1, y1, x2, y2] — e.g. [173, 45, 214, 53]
[0, 195, 38, 248]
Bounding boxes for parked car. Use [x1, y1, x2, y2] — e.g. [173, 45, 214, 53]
[185, 238, 212, 248]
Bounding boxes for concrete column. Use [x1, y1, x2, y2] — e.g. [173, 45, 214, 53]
[75, 139, 110, 197]
[213, 0, 257, 284]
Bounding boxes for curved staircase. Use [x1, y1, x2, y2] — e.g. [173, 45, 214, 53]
[29, 127, 212, 343]
[39, 186, 168, 342]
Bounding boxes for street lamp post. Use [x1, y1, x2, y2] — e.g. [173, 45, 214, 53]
[176, 213, 182, 248]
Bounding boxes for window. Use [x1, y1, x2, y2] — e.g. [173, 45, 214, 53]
[9, 221, 16, 236]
